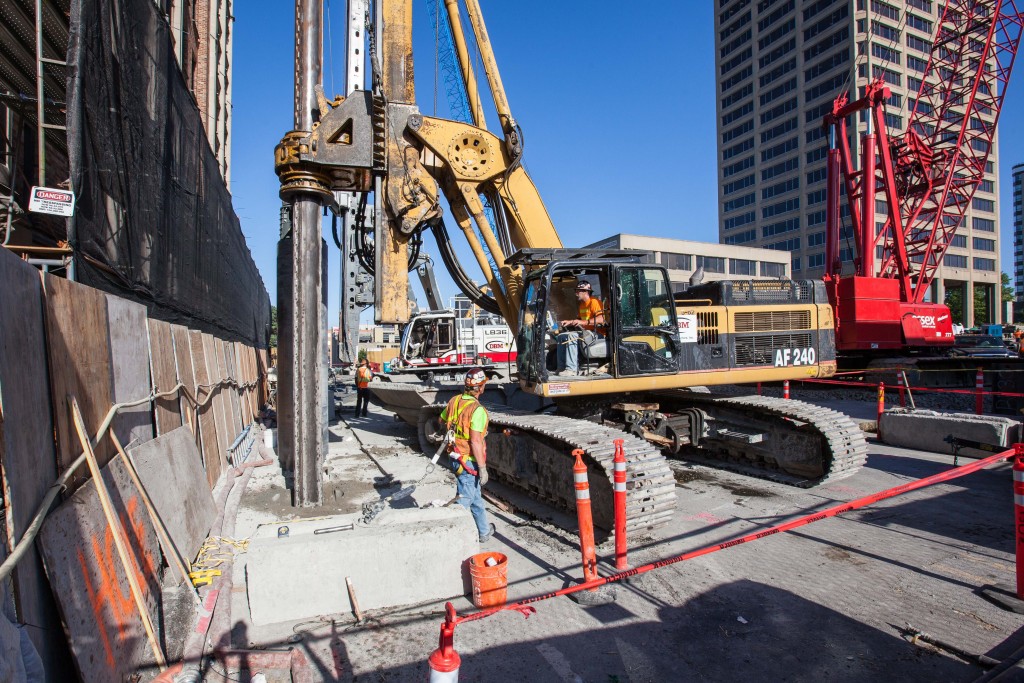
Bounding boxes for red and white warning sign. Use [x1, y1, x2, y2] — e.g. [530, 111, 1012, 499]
[28, 186, 75, 217]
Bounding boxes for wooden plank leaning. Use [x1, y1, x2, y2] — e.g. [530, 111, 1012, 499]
[69, 395, 168, 671]
[109, 430, 197, 596]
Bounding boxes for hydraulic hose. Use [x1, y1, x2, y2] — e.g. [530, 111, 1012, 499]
[428, 217, 501, 316]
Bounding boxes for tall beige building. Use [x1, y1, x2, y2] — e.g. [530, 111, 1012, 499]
[714, 0, 1001, 325]
[163, 0, 234, 183]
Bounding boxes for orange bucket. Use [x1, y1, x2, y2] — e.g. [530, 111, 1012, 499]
[468, 552, 508, 608]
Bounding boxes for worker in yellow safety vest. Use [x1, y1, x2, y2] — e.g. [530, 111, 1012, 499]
[440, 368, 495, 543]
[354, 359, 373, 417]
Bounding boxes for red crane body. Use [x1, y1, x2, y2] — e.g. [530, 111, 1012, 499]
[824, 0, 1023, 353]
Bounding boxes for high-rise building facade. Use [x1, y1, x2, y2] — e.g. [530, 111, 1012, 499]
[714, 0, 1002, 326]
[1014, 163, 1024, 309]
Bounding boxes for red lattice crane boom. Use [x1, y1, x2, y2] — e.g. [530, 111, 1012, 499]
[824, 0, 1023, 353]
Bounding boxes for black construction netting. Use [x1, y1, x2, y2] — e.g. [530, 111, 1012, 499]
[66, 0, 270, 347]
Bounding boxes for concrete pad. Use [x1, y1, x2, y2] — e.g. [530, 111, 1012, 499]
[880, 408, 1022, 455]
[246, 507, 480, 625]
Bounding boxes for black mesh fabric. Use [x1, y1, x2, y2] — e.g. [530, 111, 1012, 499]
[66, 0, 270, 346]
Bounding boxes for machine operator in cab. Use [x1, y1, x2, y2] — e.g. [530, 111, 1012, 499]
[440, 368, 496, 543]
[555, 280, 606, 377]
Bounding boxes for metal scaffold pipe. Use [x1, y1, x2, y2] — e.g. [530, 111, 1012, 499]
[281, 0, 327, 506]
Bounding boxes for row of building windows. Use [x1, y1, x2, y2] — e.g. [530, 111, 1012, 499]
[759, 58, 796, 88]
[724, 173, 755, 195]
[763, 197, 800, 218]
[757, 0, 794, 33]
[724, 192, 756, 212]
[724, 229, 757, 244]
[763, 176, 800, 199]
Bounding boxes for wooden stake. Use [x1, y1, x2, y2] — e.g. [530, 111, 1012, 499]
[345, 576, 363, 622]
[69, 396, 168, 670]
[109, 430, 195, 591]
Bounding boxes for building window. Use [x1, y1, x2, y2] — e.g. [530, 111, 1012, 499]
[944, 254, 968, 268]
[806, 145, 828, 163]
[973, 257, 996, 271]
[762, 176, 800, 199]
[723, 156, 755, 177]
[761, 136, 799, 162]
[906, 34, 932, 54]
[806, 73, 847, 101]
[760, 97, 798, 124]
[722, 119, 754, 143]
[722, 83, 753, 109]
[724, 174, 756, 195]
[872, 20, 900, 42]
[758, 18, 795, 51]
[803, 5, 848, 41]
[761, 261, 787, 277]
[907, 54, 928, 72]
[791, 256, 801, 271]
[724, 211, 756, 230]
[973, 237, 996, 252]
[730, 258, 757, 275]
[806, 167, 827, 185]
[807, 189, 827, 205]
[870, 42, 901, 65]
[758, 37, 796, 69]
[807, 210, 826, 226]
[762, 197, 800, 218]
[759, 58, 797, 88]
[760, 116, 798, 143]
[978, 179, 995, 193]
[807, 231, 825, 247]
[906, 14, 932, 34]
[950, 234, 967, 248]
[722, 102, 754, 126]
[660, 252, 693, 270]
[807, 252, 825, 269]
[761, 156, 799, 181]
[697, 255, 726, 273]
[757, 0, 794, 32]
[972, 198, 995, 212]
[907, 0, 932, 11]
[724, 229, 757, 245]
[767, 237, 801, 251]
[973, 217, 996, 232]
[870, 0, 900, 20]
[763, 217, 801, 237]
[724, 192, 756, 212]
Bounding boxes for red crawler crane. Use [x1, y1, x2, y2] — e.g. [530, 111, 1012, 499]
[824, 0, 1023, 354]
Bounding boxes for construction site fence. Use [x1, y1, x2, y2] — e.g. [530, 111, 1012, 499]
[0, 248, 269, 680]
[430, 445, 1020, 678]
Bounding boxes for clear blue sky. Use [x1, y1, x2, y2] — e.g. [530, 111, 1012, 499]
[230, 1, 1024, 318]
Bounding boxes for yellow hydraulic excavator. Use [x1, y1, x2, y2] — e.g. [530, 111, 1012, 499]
[276, 0, 866, 530]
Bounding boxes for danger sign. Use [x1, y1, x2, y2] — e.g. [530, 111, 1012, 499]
[28, 186, 75, 217]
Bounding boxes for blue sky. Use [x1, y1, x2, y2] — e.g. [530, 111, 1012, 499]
[230, 1, 1024, 318]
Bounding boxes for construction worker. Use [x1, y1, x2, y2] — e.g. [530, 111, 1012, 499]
[354, 359, 373, 417]
[440, 368, 495, 543]
[555, 280, 606, 376]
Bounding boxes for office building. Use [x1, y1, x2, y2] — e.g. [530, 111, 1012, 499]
[584, 233, 790, 292]
[714, 0, 1002, 325]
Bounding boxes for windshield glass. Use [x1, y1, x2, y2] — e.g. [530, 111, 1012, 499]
[955, 335, 1004, 348]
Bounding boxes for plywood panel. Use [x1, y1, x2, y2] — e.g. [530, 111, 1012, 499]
[106, 296, 154, 450]
[147, 320, 181, 436]
[0, 250, 70, 677]
[189, 331, 221, 488]
[233, 343, 249, 425]
[171, 325, 200, 453]
[208, 338, 235, 447]
[129, 427, 215, 562]
[43, 275, 114, 480]
[202, 334, 230, 478]
[222, 340, 242, 438]
[38, 456, 163, 682]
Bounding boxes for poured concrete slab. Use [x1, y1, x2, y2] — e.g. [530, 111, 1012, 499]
[880, 408, 1022, 455]
[246, 507, 479, 625]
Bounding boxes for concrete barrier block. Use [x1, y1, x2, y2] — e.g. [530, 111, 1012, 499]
[246, 507, 479, 625]
[880, 409, 1022, 455]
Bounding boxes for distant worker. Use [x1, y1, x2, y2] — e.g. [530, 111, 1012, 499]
[555, 281, 606, 376]
[440, 368, 495, 543]
[354, 359, 373, 417]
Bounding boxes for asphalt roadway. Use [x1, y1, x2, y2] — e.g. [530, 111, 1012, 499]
[235, 390, 1024, 682]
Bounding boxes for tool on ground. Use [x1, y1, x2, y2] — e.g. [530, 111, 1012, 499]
[345, 576, 364, 622]
[69, 396, 168, 670]
[110, 430, 196, 595]
[314, 523, 354, 535]
[899, 623, 998, 668]
[361, 485, 416, 524]
[189, 569, 222, 587]
[428, 428, 455, 475]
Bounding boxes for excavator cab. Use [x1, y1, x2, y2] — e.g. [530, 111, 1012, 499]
[513, 250, 681, 388]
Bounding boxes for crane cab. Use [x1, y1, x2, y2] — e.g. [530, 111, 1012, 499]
[510, 249, 837, 397]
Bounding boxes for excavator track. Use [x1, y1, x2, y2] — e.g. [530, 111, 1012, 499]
[418, 404, 677, 532]
[671, 394, 868, 487]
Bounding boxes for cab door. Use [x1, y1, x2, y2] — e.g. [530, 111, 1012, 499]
[612, 266, 681, 376]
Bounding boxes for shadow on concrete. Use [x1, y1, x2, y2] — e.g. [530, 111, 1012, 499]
[237, 579, 980, 682]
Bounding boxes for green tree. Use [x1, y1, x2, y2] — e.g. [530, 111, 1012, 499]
[270, 306, 278, 348]
[1002, 272, 1014, 302]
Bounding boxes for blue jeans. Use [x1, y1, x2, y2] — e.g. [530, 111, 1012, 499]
[456, 471, 489, 537]
[556, 331, 582, 372]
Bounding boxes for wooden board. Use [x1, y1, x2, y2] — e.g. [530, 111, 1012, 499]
[170, 325, 200, 453]
[129, 426, 215, 562]
[221, 340, 242, 438]
[43, 274, 114, 481]
[38, 455, 163, 682]
[258, 348, 269, 406]
[0, 250, 70, 678]
[147, 320, 182, 436]
[106, 295, 154, 450]
[203, 335, 231, 464]
[189, 330, 221, 489]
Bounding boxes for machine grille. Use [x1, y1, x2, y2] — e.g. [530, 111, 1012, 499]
[697, 311, 719, 345]
[734, 333, 813, 366]
[733, 310, 812, 333]
[729, 280, 809, 303]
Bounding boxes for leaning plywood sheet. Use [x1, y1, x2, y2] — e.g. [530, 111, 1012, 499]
[106, 295, 154, 449]
[219, 339, 242, 440]
[0, 250, 70, 678]
[129, 426, 215, 562]
[38, 456, 163, 682]
[43, 274, 115, 481]
[189, 331, 222, 489]
[148, 319, 182, 436]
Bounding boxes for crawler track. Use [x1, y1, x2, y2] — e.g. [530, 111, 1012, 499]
[675, 394, 868, 487]
[418, 405, 676, 532]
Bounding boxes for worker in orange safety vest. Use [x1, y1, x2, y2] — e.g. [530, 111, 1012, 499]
[354, 359, 373, 417]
